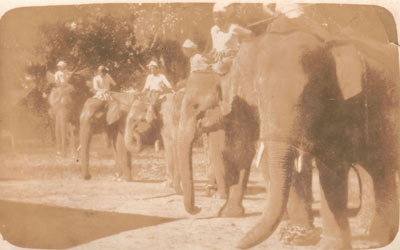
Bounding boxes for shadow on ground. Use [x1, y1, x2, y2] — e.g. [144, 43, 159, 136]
[0, 200, 178, 249]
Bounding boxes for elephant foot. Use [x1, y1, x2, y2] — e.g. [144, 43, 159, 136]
[187, 206, 202, 215]
[317, 235, 352, 250]
[365, 215, 394, 246]
[83, 173, 91, 180]
[205, 184, 217, 197]
[278, 222, 321, 246]
[219, 203, 245, 218]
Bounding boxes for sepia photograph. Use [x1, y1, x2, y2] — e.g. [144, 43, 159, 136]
[0, 0, 400, 249]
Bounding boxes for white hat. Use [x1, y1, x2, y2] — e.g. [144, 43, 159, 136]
[57, 61, 66, 67]
[147, 60, 158, 68]
[213, 2, 232, 13]
[182, 39, 198, 49]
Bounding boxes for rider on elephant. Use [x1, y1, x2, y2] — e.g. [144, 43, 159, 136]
[54, 61, 72, 87]
[81, 65, 117, 120]
[142, 60, 173, 104]
[93, 65, 117, 101]
[182, 39, 211, 74]
[49, 61, 74, 107]
[210, 3, 253, 75]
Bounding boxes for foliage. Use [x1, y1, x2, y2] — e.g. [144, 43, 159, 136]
[36, 12, 145, 89]
[20, 2, 269, 138]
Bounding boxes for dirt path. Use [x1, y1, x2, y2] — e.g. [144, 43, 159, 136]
[0, 145, 394, 249]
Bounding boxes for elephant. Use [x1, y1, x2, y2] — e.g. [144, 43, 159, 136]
[79, 92, 136, 181]
[176, 12, 399, 250]
[45, 70, 92, 157]
[124, 88, 228, 198]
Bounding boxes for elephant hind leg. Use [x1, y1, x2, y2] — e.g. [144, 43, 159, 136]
[317, 161, 351, 250]
[367, 167, 399, 246]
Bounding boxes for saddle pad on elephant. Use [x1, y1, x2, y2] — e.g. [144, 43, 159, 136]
[106, 91, 136, 125]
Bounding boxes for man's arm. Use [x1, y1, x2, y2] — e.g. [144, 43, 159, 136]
[161, 75, 172, 89]
[232, 24, 253, 39]
[142, 75, 151, 91]
[93, 76, 100, 91]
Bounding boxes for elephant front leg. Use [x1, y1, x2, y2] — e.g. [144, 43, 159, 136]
[79, 116, 92, 180]
[317, 161, 351, 250]
[116, 131, 132, 182]
[69, 124, 78, 159]
[208, 130, 227, 199]
[55, 115, 62, 155]
[218, 135, 254, 217]
[60, 114, 67, 157]
[281, 154, 320, 245]
[110, 131, 122, 180]
[219, 167, 250, 217]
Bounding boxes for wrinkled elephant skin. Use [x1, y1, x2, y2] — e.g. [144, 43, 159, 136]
[176, 30, 399, 250]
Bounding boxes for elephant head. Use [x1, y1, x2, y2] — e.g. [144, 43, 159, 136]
[177, 72, 222, 214]
[124, 99, 156, 153]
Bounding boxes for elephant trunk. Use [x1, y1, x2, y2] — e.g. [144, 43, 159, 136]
[124, 124, 143, 153]
[177, 110, 201, 215]
[237, 142, 293, 249]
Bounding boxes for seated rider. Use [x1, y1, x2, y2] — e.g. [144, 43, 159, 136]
[142, 60, 173, 104]
[93, 65, 116, 101]
[80, 66, 117, 121]
[182, 39, 211, 73]
[49, 60, 74, 106]
[54, 61, 72, 87]
[210, 3, 253, 75]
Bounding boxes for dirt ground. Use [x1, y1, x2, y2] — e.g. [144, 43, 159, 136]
[0, 135, 397, 250]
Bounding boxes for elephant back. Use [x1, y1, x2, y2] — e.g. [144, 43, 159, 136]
[48, 86, 74, 110]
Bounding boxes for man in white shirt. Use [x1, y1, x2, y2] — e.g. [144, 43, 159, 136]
[48, 60, 74, 108]
[211, 3, 253, 74]
[142, 60, 173, 103]
[54, 61, 71, 87]
[182, 39, 210, 73]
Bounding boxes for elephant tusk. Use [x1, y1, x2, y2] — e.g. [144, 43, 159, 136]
[254, 141, 265, 169]
[295, 153, 303, 173]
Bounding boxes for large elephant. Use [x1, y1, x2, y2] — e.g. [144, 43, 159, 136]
[176, 10, 399, 250]
[124, 89, 228, 198]
[46, 71, 91, 157]
[79, 92, 135, 181]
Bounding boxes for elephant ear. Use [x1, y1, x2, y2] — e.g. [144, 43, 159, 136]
[331, 44, 364, 100]
[106, 102, 122, 125]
